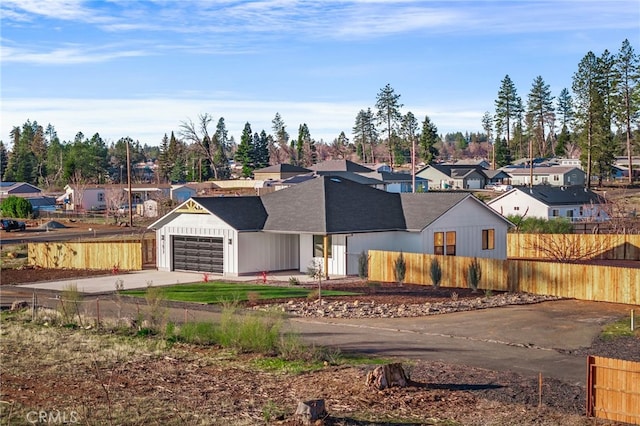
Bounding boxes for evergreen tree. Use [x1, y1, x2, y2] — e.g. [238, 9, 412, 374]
[0, 141, 8, 180]
[212, 117, 231, 180]
[331, 131, 349, 159]
[526, 76, 555, 157]
[481, 112, 494, 167]
[158, 133, 171, 183]
[612, 39, 640, 183]
[296, 123, 312, 166]
[555, 124, 571, 157]
[235, 123, 254, 178]
[418, 115, 439, 164]
[573, 51, 606, 188]
[375, 84, 403, 166]
[4, 122, 37, 183]
[353, 108, 377, 163]
[494, 75, 518, 148]
[254, 130, 270, 170]
[494, 137, 510, 167]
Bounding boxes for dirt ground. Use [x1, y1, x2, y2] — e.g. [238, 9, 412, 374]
[1, 273, 638, 425]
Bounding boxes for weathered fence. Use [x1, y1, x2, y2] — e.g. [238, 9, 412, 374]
[29, 241, 145, 271]
[368, 250, 640, 305]
[508, 234, 640, 261]
[587, 356, 640, 425]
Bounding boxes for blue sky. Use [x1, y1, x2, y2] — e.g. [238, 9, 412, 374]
[1, 0, 638, 149]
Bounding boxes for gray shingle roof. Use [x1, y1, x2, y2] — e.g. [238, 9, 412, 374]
[309, 159, 374, 173]
[261, 176, 406, 233]
[192, 196, 267, 230]
[159, 177, 496, 234]
[515, 186, 604, 205]
[400, 192, 468, 231]
[254, 164, 311, 173]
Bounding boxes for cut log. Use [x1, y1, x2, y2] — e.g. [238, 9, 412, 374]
[366, 363, 408, 390]
[294, 399, 326, 425]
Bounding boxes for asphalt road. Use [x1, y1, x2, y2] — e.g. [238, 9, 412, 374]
[3, 278, 632, 386]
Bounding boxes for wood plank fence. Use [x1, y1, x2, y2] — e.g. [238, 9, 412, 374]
[368, 250, 640, 305]
[508, 234, 640, 261]
[28, 239, 156, 271]
[587, 356, 640, 425]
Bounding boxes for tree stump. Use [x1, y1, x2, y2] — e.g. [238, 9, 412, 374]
[294, 399, 326, 425]
[366, 363, 408, 390]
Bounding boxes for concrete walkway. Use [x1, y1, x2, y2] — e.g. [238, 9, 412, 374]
[17, 269, 336, 294]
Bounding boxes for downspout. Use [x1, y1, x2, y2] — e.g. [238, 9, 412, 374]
[323, 234, 329, 279]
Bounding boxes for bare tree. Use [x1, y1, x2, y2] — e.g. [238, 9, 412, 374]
[69, 170, 87, 212]
[104, 187, 127, 221]
[180, 113, 224, 180]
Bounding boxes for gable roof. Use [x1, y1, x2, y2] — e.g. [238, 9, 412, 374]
[151, 176, 509, 234]
[310, 159, 374, 173]
[503, 166, 583, 176]
[490, 185, 604, 206]
[261, 176, 405, 233]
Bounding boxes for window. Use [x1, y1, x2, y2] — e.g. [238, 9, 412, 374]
[446, 232, 456, 255]
[514, 206, 520, 211]
[553, 175, 559, 181]
[98, 192, 105, 202]
[566, 210, 574, 218]
[313, 235, 332, 258]
[434, 231, 456, 255]
[434, 232, 444, 255]
[482, 229, 495, 250]
[552, 209, 559, 217]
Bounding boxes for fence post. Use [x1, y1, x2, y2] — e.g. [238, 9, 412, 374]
[96, 298, 101, 327]
[632, 309, 635, 331]
[31, 291, 37, 322]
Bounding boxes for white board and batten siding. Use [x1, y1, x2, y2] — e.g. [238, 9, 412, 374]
[237, 232, 299, 275]
[155, 213, 238, 275]
[426, 197, 509, 259]
[346, 231, 419, 275]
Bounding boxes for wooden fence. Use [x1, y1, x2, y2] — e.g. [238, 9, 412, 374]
[368, 250, 640, 305]
[587, 356, 640, 425]
[508, 234, 640, 261]
[28, 239, 156, 271]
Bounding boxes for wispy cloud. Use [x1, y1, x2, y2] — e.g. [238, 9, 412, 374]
[0, 44, 149, 65]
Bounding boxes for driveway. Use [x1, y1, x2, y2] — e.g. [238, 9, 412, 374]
[4, 271, 634, 386]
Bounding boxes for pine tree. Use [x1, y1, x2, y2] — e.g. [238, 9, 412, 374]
[494, 75, 519, 149]
[527, 76, 555, 157]
[158, 133, 171, 183]
[213, 117, 231, 180]
[353, 109, 377, 163]
[612, 39, 640, 183]
[254, 130, 270, 169]
[375, 84, 403, 166]
[0, 141, 8, 180]
[235, 123, 254, 178]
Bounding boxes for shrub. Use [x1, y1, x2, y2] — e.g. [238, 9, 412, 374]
[466, 258, 482, 292]
[358, 251, 369, 279]
[430, 258, 442, 289]
[288, 276, 300, 286]
[0, 195, 33, 219]
[393, 252, 406, 285]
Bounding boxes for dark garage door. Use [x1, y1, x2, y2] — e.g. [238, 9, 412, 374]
[172, 235, 223, 273]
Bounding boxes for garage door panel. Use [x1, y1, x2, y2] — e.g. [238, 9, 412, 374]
[172, 236, 224, 273]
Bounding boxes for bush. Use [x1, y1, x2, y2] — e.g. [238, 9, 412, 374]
[466, 258, 482, 292]
[393, 252, 406, 285]
[430, 258, 442, 289]
[358, 251, 369, 279]
[507, 215, 574, 234]
[0, 196, 33, 219]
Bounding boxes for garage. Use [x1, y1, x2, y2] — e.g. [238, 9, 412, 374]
[172, 235, 223, 273]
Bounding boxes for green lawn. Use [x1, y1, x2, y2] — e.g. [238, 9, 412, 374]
[122, 281, 359, 304]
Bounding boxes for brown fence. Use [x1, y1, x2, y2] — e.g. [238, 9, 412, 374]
[368, 251, 640, 305]
[29, 241, 146, 271]
[587, 356, 640, 425]
[508, 234, 640, 261]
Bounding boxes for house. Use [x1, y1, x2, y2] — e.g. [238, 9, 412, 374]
[59, 184, 172, 212]
[416, 164, 488, 190]
[0, 182, 43, 197]
[502, 165, 586, 187]
[253, 164, 311, 181]
[171, 184, 197, 203]
[149, 176, 513, 277]
[487, 185, 608, 222]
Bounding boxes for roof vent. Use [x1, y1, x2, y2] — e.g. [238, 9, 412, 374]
[561, 186, 565, 191]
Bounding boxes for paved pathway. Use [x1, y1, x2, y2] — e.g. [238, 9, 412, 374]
[3, 271, 634, 386]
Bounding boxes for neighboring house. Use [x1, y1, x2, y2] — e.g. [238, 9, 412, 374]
[416, 164, 488, 190]
[309, 159, 373, 173]
[558, 158, 582, 169]
[0, 182, 43, 197]
[503, 165, 586, 187]
[253, 164, 311, 181]
[26, 196, 57, 213]
[483, 169, 512, 187]
[149, 176, 512, 277]
[443, 159, 491, 169]
[487, 186, 608, 222]
[171, 184, 197, 203]
[59, 184, 172, 211]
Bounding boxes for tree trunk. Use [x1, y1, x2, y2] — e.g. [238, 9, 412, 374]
[294, 399, 326, 425]
[366, 363, 409, 390]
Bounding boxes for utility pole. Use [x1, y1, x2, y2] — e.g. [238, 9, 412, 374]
[127, 140, 133, 228]
[411, 135, 416, 193]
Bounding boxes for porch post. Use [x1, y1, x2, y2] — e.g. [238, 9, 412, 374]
[323, 234, 329, 279]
